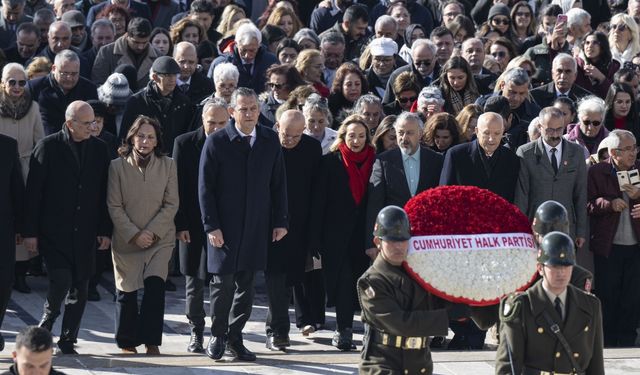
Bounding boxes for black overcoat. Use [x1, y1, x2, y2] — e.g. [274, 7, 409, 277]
[0, 135, 24, 279]
[23, 128, 112, 281]
[198, 121, 288, 275]
[266, 135, 322, 285]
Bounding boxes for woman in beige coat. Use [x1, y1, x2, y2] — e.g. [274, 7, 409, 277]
[107, 115, 178, 355]
[0, 63, 44, 294]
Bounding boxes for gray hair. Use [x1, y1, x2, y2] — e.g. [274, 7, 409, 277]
[577, 96, 606, 119]
[553, 53, 577, 72]
[608, 129, 636, 151]
[213, 62, 239, 84]
[33, 8, 55, 24]
[235, 22, 261, 45]
[394, 111, 424, 131]
[293, 28, 320, 47]
[302, 93, 333, 125]
[54, 49, 79, 66]
[320, 30, 345, 46]
[528, 116, 541, 140]
[202, 97, 229, 116]
[502, 67, 531, 86]
[539, 106, 565, 124]
[353, 94, 382, 114]
[48, 20, 70, 36]
[230, 87, 258, 108]
[2, 0, 25, 8]
[2, 62, 26, 81]
[375, 15, 397, 32]
[91, 18, 115, 36]
[417, 86, 444, 107]
[566, 8, 590, 29]
[412, 38, 437, 56]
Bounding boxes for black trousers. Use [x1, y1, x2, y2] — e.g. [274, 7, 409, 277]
[14, 261, 28, 280]
[0, 271, 12, 329]
[594, 244, 640, 347]
[43, 268, 89, 343]
[334, 259, 358, 331]
[265, 272, 292, 337]
[89, 249, 112, 290]
[185, 275, 205, 332]
[209, 270, 254, 343]
[293, 269, 326, 328]
[115, 276, 165, 348]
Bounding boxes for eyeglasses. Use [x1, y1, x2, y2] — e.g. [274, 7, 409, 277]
[610, 23, 628, 32]
[73, 119, 97, 127]
[491, 51, 507, 58]
[268, 82, 286, 90]
[615, 145, 640, 153]
[58, 71, 79, 78]
[582, 120, 602, 127]
[544, 127, 565, 134]
[414, 60, 432, 67]
[397, 96, 417, 104]
[623, 61, 640, 71]
[7, 79, 26, 87]
[492, 17, 510, 26]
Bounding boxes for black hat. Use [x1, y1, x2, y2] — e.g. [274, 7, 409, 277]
[261, 25, 287, 45]
[61, 10, 85, 28]
[538, 231, 576, 267]
[197, 40, 216, 60]
[152, 56, 180, 75]
[86, 99, 107, 117]
[373, 206, 411, 241]
[532, 200, 570, 236]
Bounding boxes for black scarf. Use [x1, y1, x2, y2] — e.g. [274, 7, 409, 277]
[145, 81, 173, 112]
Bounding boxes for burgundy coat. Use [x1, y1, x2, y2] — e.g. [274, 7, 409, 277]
[575, 57, 620, 99]
[587, 159, 640, 257]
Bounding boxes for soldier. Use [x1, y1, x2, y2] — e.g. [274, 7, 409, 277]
[496, 231, 604, 375]
[357, 206, 469, 375]
[532, 200, 593, 292]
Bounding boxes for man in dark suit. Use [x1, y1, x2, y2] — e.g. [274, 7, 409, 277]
[265, 110, 322, 351]
[174, 97, 229, 354]
[85, 0, 150, 28]
[460, 38, 498, 95]
[0, 134, 24, 352]
[173, 41, 215, 106]
[531, 53, 593, 109]
[198, 87, 288, 362]
[366, 112, 443, 257]
[0, 0, 32, 50]
[23, 101, 112, 355]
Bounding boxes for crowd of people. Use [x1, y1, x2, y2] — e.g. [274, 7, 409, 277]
[0, 0, 639, 371]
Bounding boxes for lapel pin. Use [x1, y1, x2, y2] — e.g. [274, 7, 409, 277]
[563, 161, 568, 166]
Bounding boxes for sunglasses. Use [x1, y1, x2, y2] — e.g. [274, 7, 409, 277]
[268, 82, 286, 90]
[414, 60, 432, 67]
[623, 61, 640, 71]
[582, 120, 602, 127]
[610, 23, 628, 32]
[7, 79, 26, 87]
[492, 17, 510, 25]
[398, 96, 417, 104]
[491, 51, 507, 58]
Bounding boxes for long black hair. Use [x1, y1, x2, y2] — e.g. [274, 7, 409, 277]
[582, 31, 612, 68]
[604, 82, 640, 138]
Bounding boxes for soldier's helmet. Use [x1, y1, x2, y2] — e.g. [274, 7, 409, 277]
[532, 200, 570, 236]
[537, 231, 576, 266]
[373, 205, 411, 241]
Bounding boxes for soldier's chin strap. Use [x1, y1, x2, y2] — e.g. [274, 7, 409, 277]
[541, 310, 581, 375]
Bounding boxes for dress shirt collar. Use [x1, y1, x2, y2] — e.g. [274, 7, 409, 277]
[542, 282, 568, 311]
[401, 146, 420, 161]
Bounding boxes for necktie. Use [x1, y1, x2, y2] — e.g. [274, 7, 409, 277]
[550, 148, 558, 175]
[554, 297, 563, 320]
[243, 135, 252, 147]
[243, 63, 253, 73]
[180, 83, 189, 93]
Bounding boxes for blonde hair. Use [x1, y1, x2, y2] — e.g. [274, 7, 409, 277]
[330, 114, 373, 152]
[608, 13, 640, 60]
[265, 6, 302, 38]
[216, 5, 246, 36]
[26, 57, 52, 80]
[295, 49, 322, 79]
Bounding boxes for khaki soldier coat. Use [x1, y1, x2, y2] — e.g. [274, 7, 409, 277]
[107, 154, 179, 292]
[358, 256, 449, 375]
[495, 280, 604, 375]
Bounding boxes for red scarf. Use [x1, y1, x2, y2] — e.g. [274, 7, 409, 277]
[338, 143, 375, 205]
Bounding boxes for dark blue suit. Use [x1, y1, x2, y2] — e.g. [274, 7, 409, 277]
[198, 120, 287, 340]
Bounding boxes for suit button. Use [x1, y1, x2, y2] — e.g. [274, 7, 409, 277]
[74, 228, 78, 232]
[556, 352, 561, 358]
[420, 369, 426, 373]
[404, 370, 408, 375]
[584, 326, 589, 332]
[537, 327, 544, 334]
[574, 353, 580, 358]
[76, 206, 80, 210]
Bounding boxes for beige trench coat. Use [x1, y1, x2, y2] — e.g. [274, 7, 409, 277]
[107, 154, 178, 292]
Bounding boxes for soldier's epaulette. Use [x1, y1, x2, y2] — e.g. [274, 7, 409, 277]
[499, 292, 524, 323]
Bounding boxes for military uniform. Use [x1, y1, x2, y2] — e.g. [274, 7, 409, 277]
[357, 255, 449, 375]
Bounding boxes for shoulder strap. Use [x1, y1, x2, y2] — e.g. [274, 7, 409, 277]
[541, 310, 581, 374]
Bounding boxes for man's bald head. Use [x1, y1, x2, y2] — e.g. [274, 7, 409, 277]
[476, 112, 504, 156]
[174, 41, 198, 80]
[65, 101, 96, 142]
[65, 100, 92, 120]
[277, 110, 305, 149]
[174, 41, 197, 55]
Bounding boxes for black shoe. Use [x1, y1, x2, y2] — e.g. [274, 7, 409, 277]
[205, 336, 227, 360]
[266, 335, 290, 351]
[188, 331, 204, 353]
[332, 329, 356, 351]
[226, 341, 256, 361]
[87, 286, 100, 302]
[0, 333, 4, 352]
[447, 334, 471, 350]
[430, 336, 446, 349]
[27, 261, 46, 277]
[38, 314, 56, 332]
[57, 342, 78, 355]
[13, 276, 31, 294]
[165, 279, 177, 291]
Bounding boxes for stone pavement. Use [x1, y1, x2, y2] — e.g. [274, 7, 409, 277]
[2, 273, 640, 374]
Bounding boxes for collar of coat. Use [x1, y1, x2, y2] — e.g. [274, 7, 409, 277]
[525, 279, 593, 331]
[224, 120, 269, 143]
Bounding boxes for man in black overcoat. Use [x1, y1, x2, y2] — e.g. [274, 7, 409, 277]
[0, 135, 24, 351]
[198, 88, 288, 362]
[265, 110, 322, 351]
[174, 97, 229, 354]
[22, 101, 112, 354]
